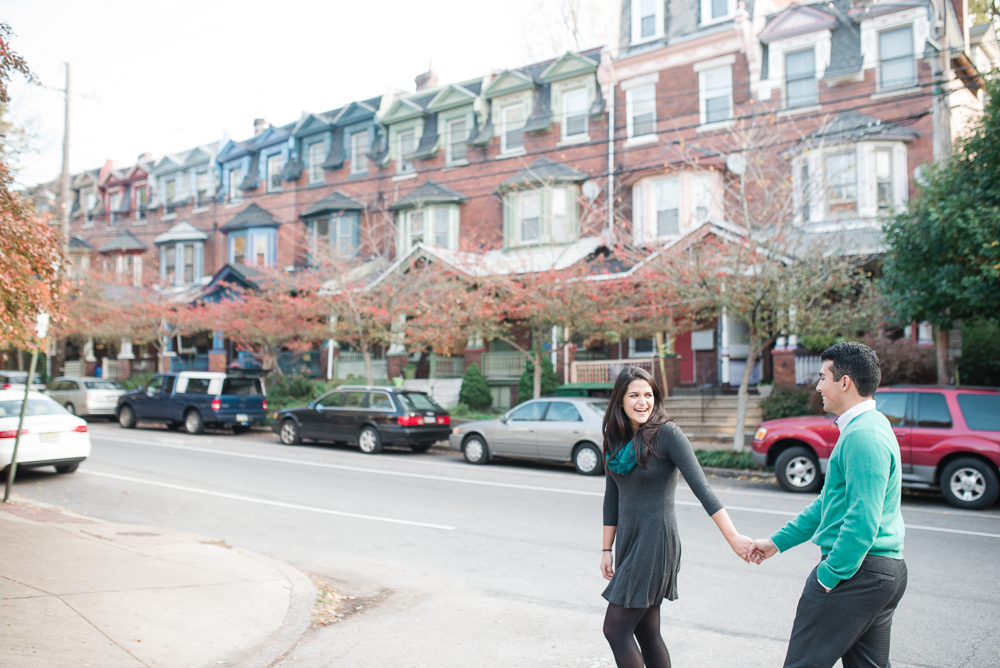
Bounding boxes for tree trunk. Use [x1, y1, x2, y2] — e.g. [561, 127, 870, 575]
[532, 332, 542, 399]
[17, 349, 24, 371]
[732, 338, 762, 452]
[363, 346, 374, 386]
[935, 325, 950, 385]
[655, 331, 669, 397]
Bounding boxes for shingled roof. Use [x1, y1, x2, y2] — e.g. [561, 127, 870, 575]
[97, 229, 147, 253]
[300, 191, 365, 218]
[220, 203, 281, 231]
[389, 180, 467, 210]
[499, 156, 589, 189]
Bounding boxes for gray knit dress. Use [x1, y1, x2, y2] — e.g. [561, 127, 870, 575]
[602, 421, 724, 608]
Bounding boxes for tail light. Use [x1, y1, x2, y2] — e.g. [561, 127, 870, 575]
[73, 425, 88, 433]
[0, 429, 28, 439]
[2, 383, 10, 390]
[262, 399, 267, 411]
[211, 398, 221, 411]
[436, 415, 450, 425]
[397, 415, 425, 426]
[86, 392, 94, 402]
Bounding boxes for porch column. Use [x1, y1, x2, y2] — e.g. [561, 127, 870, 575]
[116, 339, 134, 382]
[209, 331, 227, 373]
[325, 339, 336, 381]
[83, 337, 98, 377]
[159, 336, 176, 373]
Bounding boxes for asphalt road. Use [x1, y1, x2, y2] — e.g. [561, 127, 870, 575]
[11, 421, 1000, 668]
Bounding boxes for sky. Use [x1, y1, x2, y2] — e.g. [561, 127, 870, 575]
[5, 0, 617, 189]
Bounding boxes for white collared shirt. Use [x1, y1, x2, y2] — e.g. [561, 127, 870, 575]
[835, 399, 877, 430]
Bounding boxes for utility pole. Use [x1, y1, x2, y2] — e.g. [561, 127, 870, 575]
[60, 63, 70, 252]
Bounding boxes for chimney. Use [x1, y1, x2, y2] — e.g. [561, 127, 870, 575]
[254, 118, 268, 136]
[137, 151, 152, 161]
[414, 62, 438, 91]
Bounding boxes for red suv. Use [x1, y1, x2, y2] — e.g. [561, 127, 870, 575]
[751, 386, 1000, 510]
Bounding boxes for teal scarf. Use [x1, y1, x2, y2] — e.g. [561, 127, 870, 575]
[606, 439, 637, 476]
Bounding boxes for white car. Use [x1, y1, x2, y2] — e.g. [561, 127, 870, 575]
[0, 371, 46, 393]
[46, 376, 125, 417]
[0, 391, 91, 474]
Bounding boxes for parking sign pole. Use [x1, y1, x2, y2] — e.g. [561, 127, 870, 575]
[4, 349, 40, 503]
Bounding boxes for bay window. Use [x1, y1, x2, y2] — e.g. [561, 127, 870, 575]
[503, 186, 578, 248]
[824, 152, 857, 217]
[229, 229, 276, 267]
[632, 172, 718, 243]
[308, 212, 361, 259]
[159, 242, 204, 286]
[402, 206, 458, 251]
[875, 149, 893, 211]
[233, 236, 246, 264]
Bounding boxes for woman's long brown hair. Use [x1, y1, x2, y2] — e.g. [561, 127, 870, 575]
[602, 366, 672, 469]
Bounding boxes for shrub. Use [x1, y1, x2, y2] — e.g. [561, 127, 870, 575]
[695, 449, 765, 470]
[459, 363, 493, 411]
[760, 386, 824, 421]
[449, 403, 498, 421]
[957, 318, 1000, 386]
[799, 334, 850, 355]
[122, 371, 154, 391]
[864, 334, 936, 386]
[518, 351, 559, 400]
[266, 373, 326, 414]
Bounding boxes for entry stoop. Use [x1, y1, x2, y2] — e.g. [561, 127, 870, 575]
[663, 395, 764, 450]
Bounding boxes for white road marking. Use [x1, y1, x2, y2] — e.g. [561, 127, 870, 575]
[81, 470, 456, 531]
[896, 523, 1000, 539]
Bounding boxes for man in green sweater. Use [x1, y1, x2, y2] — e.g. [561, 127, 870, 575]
[752, 342, 907, 668]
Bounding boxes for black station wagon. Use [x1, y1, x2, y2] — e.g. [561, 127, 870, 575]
[270, 385, 452, 454]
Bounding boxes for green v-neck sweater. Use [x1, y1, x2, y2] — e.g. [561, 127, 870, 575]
[771, 409, 905, 589]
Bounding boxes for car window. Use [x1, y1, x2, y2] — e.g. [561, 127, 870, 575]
[3, 372, 42, 384]
[48, 380, 65, 391]
[509, 402, 548, 421]
[162, 376, 175, 394]
[184, 378, 211, 394]
[874, 392, 908, 427]
[399, 393, 441, 411]
[916, 393, 952, 428]
[317, 391, 344, 408]
[545, 402, 582, 422]
[221, 377, 262, 396]
[146, 376, 165, 393]
[586, 401, 609, 416]
[0, 398, 67, 417]
[343, 391, 366, 408]
[957, 394, 1000, 431]
[369, 393, 393, 410]
[67, 381, 82, 390]
[85, 381, 119, 390]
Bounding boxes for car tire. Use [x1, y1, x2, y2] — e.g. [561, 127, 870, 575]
[940, 457, 1000, 510]
[55, 462, 79, 474]
[462, 435, 489, 465]
[279, 419, 301, 445]
[184, 410, 205, 435]
[118, 405, 136, 429]
[573, 442, 604, 476]
[409, 443, 432, 453]
[358, 427, 383, 454]
[64, 403, 76, 415]
[232, 425, 251, 435]
[775, 446, 823, 493]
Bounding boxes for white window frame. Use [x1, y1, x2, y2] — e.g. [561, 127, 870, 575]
[505, 186, 576, 248]
[446, 117, 468, 165]
[228, 168, 243, 203]
[625, 84, 657, 140]
[518, 191, 542, 245]
[823, 151, 858, 219]
[135, 186, 147, 220]
[877, 25, 917, 91]
[697, 65, 733, 126]
[267, 154, 283, 192]
[307, 141, 325, 184]
[403, 205, 458, 250]
[632, 172, 719, 244]
[784, 48, 818, 109]
[351, 131, 369, 174]
[195, 171, 210, 207]
[164, 179, 176, 211]
[561, 87, 589, 140]
[628, 337, 657, 358]
[397, 130, 416, 174]
[631, 0, 663, 45]
[501, 103, 527, 154]
[701, 0, 735, 26]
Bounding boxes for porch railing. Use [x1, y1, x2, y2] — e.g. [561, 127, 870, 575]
[102, 357, 119, 379]
[795, 354, 822, 385]
[172, 354, 209, 372]
[571, 359, 655, 384]
[430, 354, 465, 378]
[334, 359, 388, 381]
[483, 351, 527, 378]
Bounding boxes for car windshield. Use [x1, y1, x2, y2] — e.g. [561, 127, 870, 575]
[0, 398, 68, 418]
[85, 381, 121, 390]
[586, 401, 609, 416]
[399, 393, 441, 411]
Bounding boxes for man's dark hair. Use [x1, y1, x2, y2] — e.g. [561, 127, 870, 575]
[820, 342, 881, 397]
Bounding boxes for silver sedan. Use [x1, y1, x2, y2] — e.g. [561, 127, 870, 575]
[45, 377, 125, 417]
[449, 397, 609, 475]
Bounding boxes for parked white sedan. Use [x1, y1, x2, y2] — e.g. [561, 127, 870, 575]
[0, 391, 90, 474]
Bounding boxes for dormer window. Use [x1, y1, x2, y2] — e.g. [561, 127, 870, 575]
[165, 179, 177, 214]
[879, 26, 916, 90]
[267, 154, 282, 192]
[85, 192, 96, 223]
[403, 206, 457, 250]
[562, 88, 588, 140]
[501, 104, 526, 154]
[229, 168, 243, 203]
[110, 192, 121, 226]
[785, 49, 817, 108]
[397, 131, 416, 174]
[631, 0, 662, 44]
[701, 0, 734, 25]
[195, 172, 209, 207]
[136, 187, 147, 220]
[446, 118, 468, 165]
[351, 131, 369, 174]
[307, 142, 325, 184]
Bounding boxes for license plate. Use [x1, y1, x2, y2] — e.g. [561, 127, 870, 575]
[40, 433, 59, 443]
[236, 414, 249, 422]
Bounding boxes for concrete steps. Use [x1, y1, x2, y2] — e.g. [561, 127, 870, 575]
[663, 395, 763, 450]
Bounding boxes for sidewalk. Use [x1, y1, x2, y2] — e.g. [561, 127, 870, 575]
[0, 499, 313, 668]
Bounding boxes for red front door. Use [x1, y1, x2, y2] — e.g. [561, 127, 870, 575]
[675, 331, 694, 384]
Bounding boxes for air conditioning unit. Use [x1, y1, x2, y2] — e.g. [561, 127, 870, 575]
[691, 330, 715, 351]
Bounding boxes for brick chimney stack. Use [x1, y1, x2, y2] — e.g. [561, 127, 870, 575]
[254, 118, 268, 136]
[415, 62, 438, 91]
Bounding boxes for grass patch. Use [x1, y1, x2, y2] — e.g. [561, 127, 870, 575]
[695, 449, 766, 471]
[448, 403, 501, 421]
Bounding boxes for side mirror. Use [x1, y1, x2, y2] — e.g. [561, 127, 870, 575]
[500, 414, 509, 424]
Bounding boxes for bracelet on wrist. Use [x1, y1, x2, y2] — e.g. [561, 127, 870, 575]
[602, 548, 612, 552]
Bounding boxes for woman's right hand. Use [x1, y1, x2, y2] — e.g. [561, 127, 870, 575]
[600, 551, 614, 580]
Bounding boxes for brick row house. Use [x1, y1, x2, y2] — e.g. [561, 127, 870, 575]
[46, 0, 997, 407]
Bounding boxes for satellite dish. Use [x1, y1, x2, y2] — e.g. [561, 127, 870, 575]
[726, 153, 747, 176]
[582, 179, 601, 203]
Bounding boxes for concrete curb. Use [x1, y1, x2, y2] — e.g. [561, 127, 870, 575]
[703, 466, 776, 480]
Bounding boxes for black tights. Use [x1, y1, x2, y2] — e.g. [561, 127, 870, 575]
[603, 603, 672, 668]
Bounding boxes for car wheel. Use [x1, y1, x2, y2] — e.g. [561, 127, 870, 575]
[409, 443, 432, 453]
[64, 402, 76, 415]
[279, 419, 301, 445]
[462, 435, 489, 465]
[184, 410, 205, 435]
[940, 457, 1000, 510]
[573, 442, 604, 476]
[358, 427, 383, 454]
[775, 446, 823, 493]
[232, 425, 251, 435]
[55, 462, 79, 474]
[118, 405, 136, 429]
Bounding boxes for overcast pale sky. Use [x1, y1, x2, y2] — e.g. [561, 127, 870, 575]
[6, 0, 616, 189]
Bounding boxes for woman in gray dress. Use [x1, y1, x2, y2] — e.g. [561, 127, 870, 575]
[600, 366, 755, 667]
